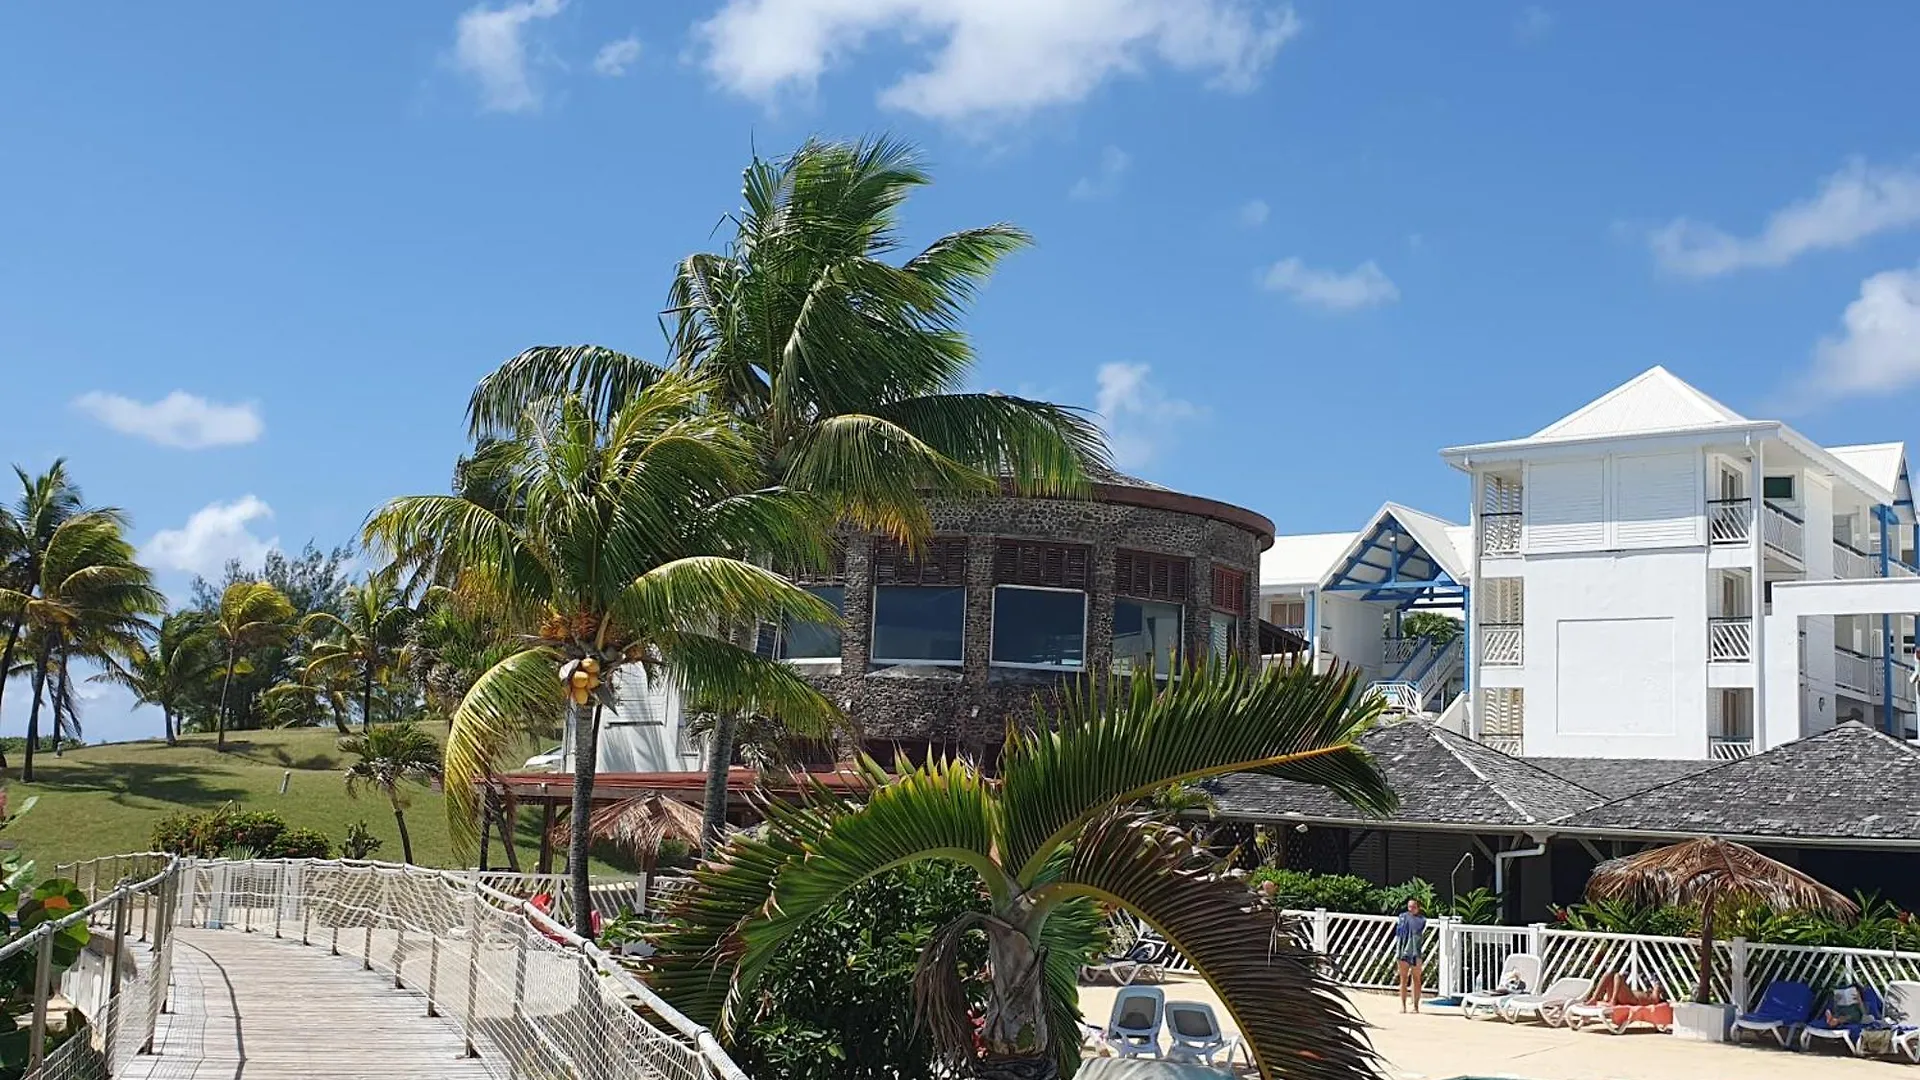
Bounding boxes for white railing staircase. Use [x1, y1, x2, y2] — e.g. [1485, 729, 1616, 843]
[1368, 635, 1464, 718]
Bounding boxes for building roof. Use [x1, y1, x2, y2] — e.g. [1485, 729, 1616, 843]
[1260, 531, 1356, 589]
[1203, 720, 1603, 830]
[1829, 443, 1909, 497]
[1526, 757, 1717, 800]
[1552, 723, 1920, 845]
[1532, 366, 1749, 440]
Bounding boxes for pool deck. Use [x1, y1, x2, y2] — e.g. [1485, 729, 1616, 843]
[1080, 978, 1900, 1079]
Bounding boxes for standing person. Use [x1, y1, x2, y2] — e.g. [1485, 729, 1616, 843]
[1395, 897, 1428, 1013]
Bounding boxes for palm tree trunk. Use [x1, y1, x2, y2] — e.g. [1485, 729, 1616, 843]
[393, 802, 415, 865]
[22, 639, 52, 783]
[362, 659, 375, 732]
[566, 698, 601, 939]
[0, 613, 21, 770]
[217, 645, 237, 750]
[1695, 893, 1718, 1004]
[162, 705, 177, 746]
[328, 697, 350, 736]
[698, 711, 738, 855]
[978, 920, 1055, 1080]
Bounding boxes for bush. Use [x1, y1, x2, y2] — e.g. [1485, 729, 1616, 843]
[1373, 877, 1437, 916]
[340, 821, 383, 860]
[732, 862, 989, 1080]
[1248, 867, 1377, 913]
[151, 806, 332, 860]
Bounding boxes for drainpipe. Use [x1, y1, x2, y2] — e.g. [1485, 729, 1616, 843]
[1493, 842, 1547, 899]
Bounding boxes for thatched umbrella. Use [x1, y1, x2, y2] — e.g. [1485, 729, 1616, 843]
[1586, 836, 1859, 1003]
[554, 793, 705, 875]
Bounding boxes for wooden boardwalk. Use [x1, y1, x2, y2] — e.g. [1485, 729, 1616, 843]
[119, 928, 496, 1079]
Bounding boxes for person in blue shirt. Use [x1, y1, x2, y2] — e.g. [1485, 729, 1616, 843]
[1395, 897, 1428, 1013]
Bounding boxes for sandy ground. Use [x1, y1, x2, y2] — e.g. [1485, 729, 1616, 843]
[1079, 978, 1906, 1079]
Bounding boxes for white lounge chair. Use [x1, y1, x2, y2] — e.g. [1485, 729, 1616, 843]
[1164, 1000, 1247, 1069]
[1459, 953, 1541, 1020]
[1090, 985, 1165, 1059]
[1498, 976, 1592, 1026]
[1885, 981, 1920, 1061]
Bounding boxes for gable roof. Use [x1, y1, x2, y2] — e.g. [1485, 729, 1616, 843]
[1553, 723, 1920, 844]
[1204, 720, 1603, 830]
[1533, 366, 1749, 440]
[1260, 531, 1355, 589]
[1829, 443, 1909, 498]
[1526, 757, 1717, 800]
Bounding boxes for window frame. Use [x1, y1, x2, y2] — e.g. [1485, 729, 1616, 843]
[776, 583, 847, 664]
[1111, 595, 1183, 679]
[1763, 474, 1796, 501]
[869, 583, 968, 667]
[988, 583, 1089, 671]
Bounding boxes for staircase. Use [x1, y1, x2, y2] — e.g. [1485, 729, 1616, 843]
[1368, 634, 1464, 719]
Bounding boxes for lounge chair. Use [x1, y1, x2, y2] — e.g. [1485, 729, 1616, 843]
[1730, 980, 1816, 1048]
[1084, 942, 1163, 985]
[1566, 974, 1671, 1034]
[1888, 981, 1920, 1062]
[1090, 985, 1165, 1059]
[1800, 985, 1884, 1055]
[1498, 976, 1592, 1026]
[1459, 953, 1542, 1020]
[1164, 1000, 1247, 1069]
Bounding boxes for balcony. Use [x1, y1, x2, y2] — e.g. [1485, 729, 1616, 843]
[1480, 512, 1520, 556]
[1709, 737, 1754, 760]
[1708, 499, 1804, 562]
[1834, 539, 1875, 580]
[1835, 646, 1873, 696]
[1480, 623, 1523, 666]
[1707, 616, 1752, 662]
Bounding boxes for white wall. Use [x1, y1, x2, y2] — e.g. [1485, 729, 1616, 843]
[1320, 593, 1384, 680]
[567, 669, 703, 774]
[1520, 548, 1710, 758]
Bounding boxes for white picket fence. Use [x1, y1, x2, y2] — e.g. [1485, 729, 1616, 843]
[1116, 908, 1920, 1010]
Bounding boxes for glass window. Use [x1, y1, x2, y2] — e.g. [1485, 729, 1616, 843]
[1113, 598, 1181, 678]
[1763, 475, 1795, 500]
[872, 585, 965, 664]
[1209, 612, 1239, 661]
[779, 585, 845, 660]
[992, 586, 1086, 669]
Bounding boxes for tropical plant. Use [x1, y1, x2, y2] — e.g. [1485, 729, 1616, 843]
[1445, 887, 1502, 925]
[0, 505, 161, 780]
[1586, 836, 1859, 1003]
[95, 611, 217, 745]
[149, 805, 332, 859]
[338, 722, 443, 865]
[341, 820, 383, 860]
[366, 370, 840, 937]
[1398, 611, 1461, 645]
[0, 877, 93, 1076]
[302, 571, 417, 732]
[0, 462, 87, 771]
[1246, 867, 1378, 914]
[1373, 877, 1437, 917]
[1550, 897, 1698, 938]
[208, 581, 296, 750]
[465, 137, 1109, 848]
[649, 663, 1394, 1080]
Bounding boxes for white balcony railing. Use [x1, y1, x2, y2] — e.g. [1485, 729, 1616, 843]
[1763, 502, 1805, 561]
[1708, 616, 1752, 662]
[1480, 623, 1523, 666]
[1709, 737, 1754, 760]
[1481, 734, 1524, 755]
[1707, 499, 1804, 562]
[1480, 512, 1520, 556]
[1836, 647, 1873, 695]
[1834, 540, 1874, 580]
[1383, 636, 1424, 667]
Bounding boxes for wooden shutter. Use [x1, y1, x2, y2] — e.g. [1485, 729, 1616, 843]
[1115, 550, 1189, 602]
[993, 540, 1090, 589]
[1210, 565, 1247, 614]
[873, 537, 969, 586]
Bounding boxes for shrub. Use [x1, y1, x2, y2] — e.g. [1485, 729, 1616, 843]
[150, 806, 331, 860]
[1248, 867, 1378, 913]
[340, 820, 383, 860]
[1374, 877, 1437, 916]
[1445, 887, 1501, 924]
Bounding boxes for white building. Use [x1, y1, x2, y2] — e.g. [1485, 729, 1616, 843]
[1265, 367, 1920, 762]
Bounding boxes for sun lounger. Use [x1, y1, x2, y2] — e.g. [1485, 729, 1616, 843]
[1164, 1000, 1248, 1069]
[1800, 985, 1884, 1055]
[1888, 981, 1920, 1062]
[1459, 953, 1541, 1020]
[1498, 976, 1592, 1026]
[1566, 973, 1670, 1033]
[1730, 980, 1815, 1048]
[1088, 985, 1166, 1059]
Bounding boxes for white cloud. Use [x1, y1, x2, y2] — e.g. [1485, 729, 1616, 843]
[1261, 257, 1399, 311]
[1514, 5, 1552, 42]
[1237, 198, 1270, 228]
[693, 0, 1301, 123]
[1095, 361, 1204, 469]
[72, 391, 263, 449]
[1069, 146, 1130, 200]
[1651, 158, 1920, 277]
[452, 0, 565, 114]
[1798, 265, 1920, 402]
[143, 497, 281, 578]
[593, 35, 642, 76]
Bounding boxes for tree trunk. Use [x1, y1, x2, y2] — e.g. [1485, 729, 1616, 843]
[329, 697, 350, 736]
[22, 639, 52, 783]
[1695, 893, 1718, 1004]
[216, 645, 238, 750]
[566, 698, 600, 939]
[0, 613, 21, 771]
[698, 711, 738, 855]
[162, 705, 176, 746]
[393, 803, 415, 865]
[362, 657, 375, 732]
[978, 919, 1052, 1075]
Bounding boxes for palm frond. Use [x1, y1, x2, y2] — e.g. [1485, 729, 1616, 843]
[442, 646, 563, 843]
[869, 392, 1108, 497]
[467, 344, 666, 437]
[651, 632, 841, 739]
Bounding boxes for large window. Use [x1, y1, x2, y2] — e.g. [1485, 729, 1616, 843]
[1113, 598, 1181, 678]
[779, 585, 845, 660]
[992, 586, 1086, 669]
[872, 585, 965, 664]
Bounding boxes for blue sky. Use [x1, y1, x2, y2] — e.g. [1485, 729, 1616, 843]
[6, 1, 1920, 742]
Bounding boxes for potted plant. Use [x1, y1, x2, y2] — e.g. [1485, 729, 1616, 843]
[1586, 836, 1858, 1042]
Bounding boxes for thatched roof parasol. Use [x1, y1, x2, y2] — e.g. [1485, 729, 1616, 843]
[1586, 836, 1858, 1002]
[554, 793, 704, 872]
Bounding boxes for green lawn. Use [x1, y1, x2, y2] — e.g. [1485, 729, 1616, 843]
[1, 728, 607, 875]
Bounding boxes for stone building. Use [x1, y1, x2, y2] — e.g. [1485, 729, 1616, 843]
[765, 469, 1277, 760]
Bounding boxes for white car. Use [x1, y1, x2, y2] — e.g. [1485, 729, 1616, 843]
[523, 746, 563, 771]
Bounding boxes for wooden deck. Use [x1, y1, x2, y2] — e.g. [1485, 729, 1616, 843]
[119, 928, 496, 1079]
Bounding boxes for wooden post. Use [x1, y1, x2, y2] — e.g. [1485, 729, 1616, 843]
[462, 888, 481, 1058]
[477, 796, 494, 873]
[426, 931, 442, 1018]
[536, 795, 556, 876]
[27, 930, 53, 1069]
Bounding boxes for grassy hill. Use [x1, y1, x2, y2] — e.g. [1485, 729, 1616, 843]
[0, 728, 596, 875]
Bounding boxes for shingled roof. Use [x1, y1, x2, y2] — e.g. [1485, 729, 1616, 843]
[1553, 722, 1920, 844]
[1527, 757, 1717, 800]
[1204, 720, 1604, 830]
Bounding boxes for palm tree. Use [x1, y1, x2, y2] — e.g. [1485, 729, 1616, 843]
[1587, 837, 1859, 1004]
[339, 722, 444, 865]
[0, 462, 88, 770]
[209, 581, 296, 750]
[649, 663, 1395, 1080]
[96, 611, 217, 745]
[301, 572, 416, 732]
[0, 511, 161, 780]
[366, 370, 841, 937]
[467, 137, 1109, 846]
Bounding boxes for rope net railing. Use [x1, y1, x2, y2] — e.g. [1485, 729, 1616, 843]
[173, 858, 747, 1080]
